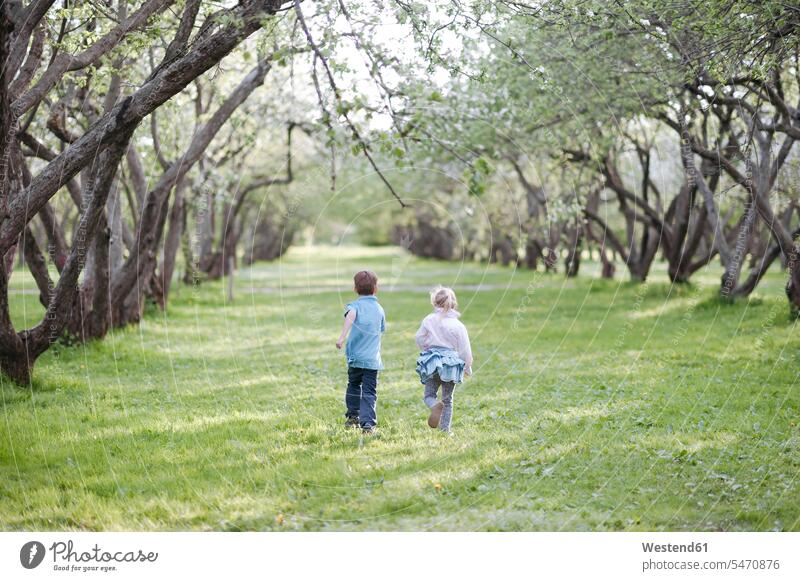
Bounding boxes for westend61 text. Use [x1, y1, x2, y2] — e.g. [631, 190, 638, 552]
[50, 541, 158, 564]
[642, 542, 708, 553]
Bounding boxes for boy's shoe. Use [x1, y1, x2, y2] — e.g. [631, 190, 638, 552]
[428, 401, 444, 429]
[361, 425, 377, 435]
[345, 416, 360, 428]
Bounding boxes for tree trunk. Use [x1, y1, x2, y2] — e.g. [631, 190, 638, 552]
[404, 210, 456, 260]
[0, 350, 31, 384]
[154, 176, 185, 304]
[786, 262, 800, 317]
[665, 182, 698, 283]
[198, 187, 214, 267]
[524, 238, 542, 270]
[669, 203, 707, 283]
[107, 182, 125, 276]
[601, 257, 615, 279]
[564, 224, 582, 277]
[733, 244, 781, 298]
[182, 195, 199, 284]
[21, 225, 51, 306]
[87, 218, 111, 340]
[490, 234, 517, 266]
[245, 218, 293, 264]
[544, 222, 559, 272]
[225, 253, 235, 302]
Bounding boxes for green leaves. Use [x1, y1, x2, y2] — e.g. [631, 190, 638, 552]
[466, 156, 492, 197]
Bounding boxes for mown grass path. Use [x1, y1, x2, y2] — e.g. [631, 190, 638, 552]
[2, 246, 798, 530]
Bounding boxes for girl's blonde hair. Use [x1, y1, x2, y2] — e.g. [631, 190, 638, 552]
[431, 286, 458, 311]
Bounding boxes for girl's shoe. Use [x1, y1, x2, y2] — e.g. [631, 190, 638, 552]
[345, 416, 359, 428]
[428, 401, 444, 428]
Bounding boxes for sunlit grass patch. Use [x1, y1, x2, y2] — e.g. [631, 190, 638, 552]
[1, 246, 799, 531]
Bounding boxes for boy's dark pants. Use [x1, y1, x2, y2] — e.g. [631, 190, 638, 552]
[345, 366, 378, 428]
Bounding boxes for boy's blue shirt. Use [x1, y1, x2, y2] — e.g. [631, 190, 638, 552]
[344, 295, 386, 370]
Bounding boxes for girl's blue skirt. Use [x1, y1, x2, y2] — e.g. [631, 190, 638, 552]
[416, 346, 466, 384]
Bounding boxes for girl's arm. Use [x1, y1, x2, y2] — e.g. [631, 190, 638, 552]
[460, 326, 473, 375]
[414, 319, 429, 350]
[336, 309, 357, 349]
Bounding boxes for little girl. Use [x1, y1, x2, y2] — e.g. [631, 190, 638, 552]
[415, 286, 473, 433]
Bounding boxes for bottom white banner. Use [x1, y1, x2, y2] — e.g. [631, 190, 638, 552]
[1, 532, 797, 580]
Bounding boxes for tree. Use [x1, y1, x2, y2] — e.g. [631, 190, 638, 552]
[0, 0, 293, 383]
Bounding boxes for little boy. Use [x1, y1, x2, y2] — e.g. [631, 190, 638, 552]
[336, 270, 386, 433]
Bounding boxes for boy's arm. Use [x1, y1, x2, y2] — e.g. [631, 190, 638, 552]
[336, 309, 357, 349]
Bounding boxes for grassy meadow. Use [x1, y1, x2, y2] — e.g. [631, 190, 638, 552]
[1, 245, 799, 531]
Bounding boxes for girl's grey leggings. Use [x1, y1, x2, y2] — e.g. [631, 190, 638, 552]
[423, 374, 456, 432]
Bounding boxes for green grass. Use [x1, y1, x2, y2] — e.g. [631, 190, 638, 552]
[2, 245, 799, 531]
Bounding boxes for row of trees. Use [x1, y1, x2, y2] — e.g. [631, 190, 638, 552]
[0, 0, 428, 384]
[0, 0, 323, 383]
[390, 1, 800, 313]
[2, 0, 507, 385]
[3, 1, 799, 384]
